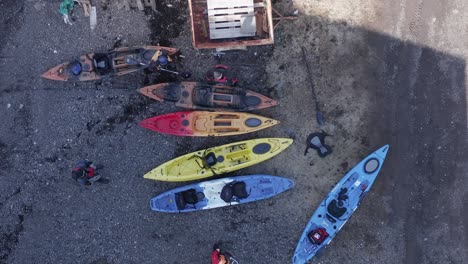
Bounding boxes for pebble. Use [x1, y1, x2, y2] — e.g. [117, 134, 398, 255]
[33, 2, 42, 11]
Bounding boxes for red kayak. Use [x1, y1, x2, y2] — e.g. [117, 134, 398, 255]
[139, 111, 279, 137]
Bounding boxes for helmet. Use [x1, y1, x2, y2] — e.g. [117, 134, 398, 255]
[157, 55, 168, 66]
[213, 71, 223, 80]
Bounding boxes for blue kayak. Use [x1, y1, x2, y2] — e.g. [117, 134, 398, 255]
[150, 175, 295, 213]
[292, 145, 389, 264]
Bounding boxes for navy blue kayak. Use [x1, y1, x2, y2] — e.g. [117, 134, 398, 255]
[292, 145, 389, 264]
[150, 175, 295, 213]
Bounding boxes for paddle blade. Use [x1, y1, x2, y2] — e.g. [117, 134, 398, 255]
[316, 111, 325, 126]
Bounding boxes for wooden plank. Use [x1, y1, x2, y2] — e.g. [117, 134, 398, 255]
[145, 0, 156, 11]
[210, 27, 255, 39]
[89, 6, 97, 30]
[253, 2, 264, 8]
[136, 0, 144, 10]
[208, 13, 254, 22]
[240, 15, 256, 33]
[207, 0, 253, 9]
[208, 7, 253, 16]
[209, 21, 242, 28]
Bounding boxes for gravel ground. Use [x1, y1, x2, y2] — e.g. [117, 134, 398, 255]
[0, 0, 466, 263]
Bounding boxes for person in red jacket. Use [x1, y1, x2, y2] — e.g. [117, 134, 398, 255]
[211, 244, 228, 264]
[72, 160, 109, 185]
[205, 65, 238, 86]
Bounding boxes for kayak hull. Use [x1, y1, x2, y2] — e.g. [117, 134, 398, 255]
[139, 82, 278, 111]
[138, 111, 280, 136]
[150, 175, 295, 213]
[144, 138, 293, 182]
[292, 145, 390, 264]
[42, 46, 178, 81]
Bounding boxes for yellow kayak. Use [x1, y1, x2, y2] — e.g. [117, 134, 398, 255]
[144, 138, 293, 182]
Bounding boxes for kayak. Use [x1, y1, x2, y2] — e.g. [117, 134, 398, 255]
[138, 111, 280, 136]
[292, 145, 389, 264]
[138, 82, 278, 111]
[150, 175, 295, 213]
[144, 138, 293, 182]
[42, 46, 178, 81]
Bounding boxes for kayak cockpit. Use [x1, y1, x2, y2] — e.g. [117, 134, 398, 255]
[175, 189, 205, 210]
[220, 181, 249, 203]
[327, 187, 349, 218]
[93, 53, 112, 75]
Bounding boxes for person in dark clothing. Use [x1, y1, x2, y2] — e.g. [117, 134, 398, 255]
[72, 160, 108, 185]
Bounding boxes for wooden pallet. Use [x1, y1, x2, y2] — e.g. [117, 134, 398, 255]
[119, 0, 156, 11]
[207, 0, 256, 39]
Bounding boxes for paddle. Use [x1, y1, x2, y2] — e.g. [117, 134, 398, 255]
[301, 47, 325, 127]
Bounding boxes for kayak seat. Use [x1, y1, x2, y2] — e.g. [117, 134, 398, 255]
[182, 189, 198, 204]
[159, 84, 181, 102]
[176, 189, 205, 210]
[205, 152, 218, 167]
[193, 87, 212, 107]
[175, 193, 186, 209]
[327, 199, 347, 218]
[232, 182, 248, 198]
[220, 181, 249, 203]
[93, 53, 112, 75]
[338, 188, 349, 201]
[221, 184, 233, 203]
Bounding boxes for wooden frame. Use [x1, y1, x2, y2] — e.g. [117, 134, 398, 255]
[188, 0, 274, 50]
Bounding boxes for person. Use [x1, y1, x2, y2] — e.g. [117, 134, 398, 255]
[211, 244, 228, 264]
[59, 0, 74, 25]
[205, 65, 238, 86]
[72, 160, 108, 185]
[148, 49, 176, 73]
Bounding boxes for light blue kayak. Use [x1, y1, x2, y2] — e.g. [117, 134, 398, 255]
[150, 175, 295, 213]
[292, 145, 389, 264]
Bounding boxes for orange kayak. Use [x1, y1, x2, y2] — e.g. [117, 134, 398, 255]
[42, 46, 178, 81]
[139, 82, 278, 111]
[139, 111, 279, 136]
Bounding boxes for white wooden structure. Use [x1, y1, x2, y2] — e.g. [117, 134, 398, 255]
[207, 0, 256, 39]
